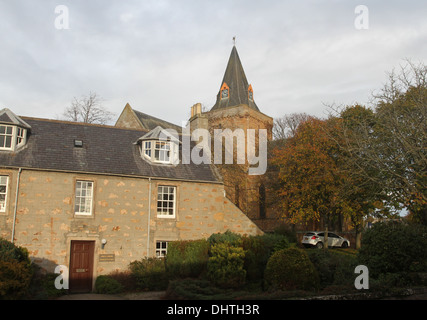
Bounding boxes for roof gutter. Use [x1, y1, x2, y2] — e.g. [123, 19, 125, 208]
[11, 168, 22, 244]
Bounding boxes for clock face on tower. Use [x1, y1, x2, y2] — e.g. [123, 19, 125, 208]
[221, 88, 229, 99]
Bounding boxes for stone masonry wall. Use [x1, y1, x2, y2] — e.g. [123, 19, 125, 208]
[0, 168, 262, 277]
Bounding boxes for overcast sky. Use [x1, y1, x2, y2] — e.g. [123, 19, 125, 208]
[0, 0, 426, 126]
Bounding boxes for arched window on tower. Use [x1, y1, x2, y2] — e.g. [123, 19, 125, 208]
[259, 183, 266, 219]
[235, 184, 240, 208]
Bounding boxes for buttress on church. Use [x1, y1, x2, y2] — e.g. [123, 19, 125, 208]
[0, 45, 276, 292]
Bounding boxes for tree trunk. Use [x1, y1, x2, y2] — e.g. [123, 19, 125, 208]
[324, 216, 329, 249]
[355, 225, 362, 249]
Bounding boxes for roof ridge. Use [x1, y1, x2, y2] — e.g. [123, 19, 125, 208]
[20, 116, 149, 133]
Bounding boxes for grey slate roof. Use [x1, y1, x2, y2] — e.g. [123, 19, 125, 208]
[211, 46, 260, 112]
[0, 117, 219, 183]
[132, 109, 182, 132]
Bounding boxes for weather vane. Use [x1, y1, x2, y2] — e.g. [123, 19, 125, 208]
[233, 36, 236, 46]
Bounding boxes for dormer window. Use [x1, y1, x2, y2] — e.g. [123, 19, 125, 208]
[0, 125, 27, 151]
[0, 125, 13, 150]
[137, 126, 180, 165]
[142, 140, 174, 163]
[0, 108, 31, 152]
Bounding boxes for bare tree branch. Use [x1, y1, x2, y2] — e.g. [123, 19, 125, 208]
[62, 91, 115, 125]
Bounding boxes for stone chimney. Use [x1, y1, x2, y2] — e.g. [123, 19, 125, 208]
[188, 103, 208, 141]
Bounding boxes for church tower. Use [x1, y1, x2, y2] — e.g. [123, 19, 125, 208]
[190, 45, 274, 230]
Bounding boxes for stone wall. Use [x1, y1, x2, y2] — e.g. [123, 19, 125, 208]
[0, 168, 262, 276]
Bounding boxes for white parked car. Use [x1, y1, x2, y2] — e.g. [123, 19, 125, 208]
[302, 231, 350, 249]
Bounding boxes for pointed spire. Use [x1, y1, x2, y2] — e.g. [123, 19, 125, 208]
[211, 46, 260, 112]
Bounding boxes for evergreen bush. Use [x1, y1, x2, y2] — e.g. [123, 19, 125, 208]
[242, 233, 290, 281]
[95, 275, 124, 294]
[358, 222, 427, 278]
[0, 238, 33, 299]
[207, 230, 242, 246]
[207, 242, 246, 288]
[264, 247, 319, 291]
[129, 257, 168, 291]
[166, 239, 209, 279]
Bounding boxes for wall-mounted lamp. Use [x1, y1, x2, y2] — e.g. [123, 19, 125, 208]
[101, 238, 107, 249]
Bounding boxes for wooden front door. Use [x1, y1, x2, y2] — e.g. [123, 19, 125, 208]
[69, 241, 95, 293]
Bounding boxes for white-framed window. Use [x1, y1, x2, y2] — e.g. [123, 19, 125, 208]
[154, 141, 170, 163]
[0, 125, 27, 151]
[16, 127, 26, 147]
[0, 125, 14, 150]
[74, 180, 94, 216]
[0, 176, 8, 213]
[144, 141, 152, 158]
[157, 185, 176, 218]
[156, 241, 168, 258]
[142, 140, 178, 165]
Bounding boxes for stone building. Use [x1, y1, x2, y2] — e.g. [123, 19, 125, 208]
[0, 107, 261, 292]
[0, 45, 279, 292]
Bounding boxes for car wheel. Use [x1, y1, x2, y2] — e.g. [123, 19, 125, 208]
[316, 242, 323, 249]
[341, 241, 348, 248]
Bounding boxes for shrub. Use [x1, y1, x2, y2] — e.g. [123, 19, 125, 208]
[166, 239, 209, 279]
[307, 249, 358, 289]
[107, 270, 137, 292]
[358, 222, 427, 278]
[95, 275, 124, 294]
[207, 230, 242, 246]
[28, 272, 67, 299]
[264, 247, 319, 291]
[0, 238, 33, 299]
[129, 258, 168, 291]
[0, 260, 34, 299]
[207, 242, 246, 288]
[242, 233, 290, 281]
[0, 238, 31, 264]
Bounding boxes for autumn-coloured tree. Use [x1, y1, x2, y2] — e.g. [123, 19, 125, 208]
[271, 117, 348, 248]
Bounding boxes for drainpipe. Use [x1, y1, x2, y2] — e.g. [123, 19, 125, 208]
[146, 177, 152, 257]
[11, 168, 22, 244]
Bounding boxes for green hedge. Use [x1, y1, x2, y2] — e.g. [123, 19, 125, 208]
[95, 275, 124, 294]
[207, 230, 242, 246]
[166, 239, 209, 279]
[307, 249, 357, 289]
[129, 257, 168, 291]
[242, 233, 291, 281]
[358, 222, 427, 278]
